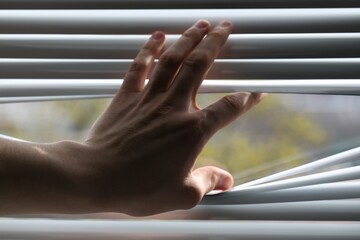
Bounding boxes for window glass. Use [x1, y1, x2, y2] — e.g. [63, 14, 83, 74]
[1, 94, 359, 186]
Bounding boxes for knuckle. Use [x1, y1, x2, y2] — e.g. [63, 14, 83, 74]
[169, 115, 205, 142]
[207, 169, 218, 188]
[156, 104, 173, 115]
[182, 27, 199, 39]
[158, 52, 181, 68]
[142, 44, 156, 54]
[184, 52, 210, 70]
[185, 116, 205, 138]
[181, 185, 202, 209]
[184, 115, 200, 126]
[222, 95, 244, 113]
[202, 109, 220, 135]
[128, 60, 148, 72]
[208, 29, 227, 41]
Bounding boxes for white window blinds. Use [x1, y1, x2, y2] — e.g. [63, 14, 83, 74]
[0, 0, 359, 239]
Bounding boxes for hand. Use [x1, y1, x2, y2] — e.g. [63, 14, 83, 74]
[82, 20, 264, 216]
[0, 20, 264, 216]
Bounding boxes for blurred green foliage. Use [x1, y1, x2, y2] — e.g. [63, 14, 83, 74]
[0, 112, 32, 140]
[51, 99, 110, 132]
[196, 95, 327, 184]
[0, 95, 327, 184]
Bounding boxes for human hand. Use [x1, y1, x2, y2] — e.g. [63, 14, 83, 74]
[78, 20, 264, 216]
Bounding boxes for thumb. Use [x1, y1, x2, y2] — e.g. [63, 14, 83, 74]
[190, 166, 234, 197]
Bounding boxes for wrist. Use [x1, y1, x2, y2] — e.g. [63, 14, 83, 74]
[52, 140, 131, 214]
[1, 139, 104, 214]
[47, 140, 104, 213]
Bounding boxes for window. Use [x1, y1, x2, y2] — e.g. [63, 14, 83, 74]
[0, 0, 359, 239]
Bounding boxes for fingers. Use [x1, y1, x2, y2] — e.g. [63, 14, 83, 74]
[145, 20, 210, 94]
[190, 166, 233, 197]
[121, 31, 165, 93]
[168, 21, 233, 107]
[199, 92, 266, 135]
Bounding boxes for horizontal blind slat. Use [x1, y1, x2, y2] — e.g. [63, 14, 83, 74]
[1, 0, 360, 9]
[1, 219, 359, 239]
[192, 200, 360, 221]
[2, 33, 360, 59]
[202, 182, 360, 205]
[1, 80, 359, 100]
[0, 59, 359, 79]
[237, 146, 360, 188]
[1, 9, 360, 34]
[232, 166, 360, 193]
[0, 95, 114, 104]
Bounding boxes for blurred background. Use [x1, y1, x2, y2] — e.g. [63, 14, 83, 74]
[1, 93, 359, 186]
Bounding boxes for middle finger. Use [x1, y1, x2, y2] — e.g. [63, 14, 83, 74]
[168, 21, 233, 109]
[144, 20, 210, 95]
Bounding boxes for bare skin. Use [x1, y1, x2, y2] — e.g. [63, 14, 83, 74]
[0, 20, 264, 216]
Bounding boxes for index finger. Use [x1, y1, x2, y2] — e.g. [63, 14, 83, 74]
[145, 20, 210, 94]
[167, 21, 233, 108]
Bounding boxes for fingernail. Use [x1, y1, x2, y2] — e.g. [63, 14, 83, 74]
[219, 20, 232, 28]
[195, 19, 209, 29]
[219, 176, 233, 190]
[152, 31, 164, 41]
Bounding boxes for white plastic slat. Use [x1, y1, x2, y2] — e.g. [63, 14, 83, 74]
[202, 182, 360, 205]
[0, 219, 359, 240]
[1, 0, 360, 9]
[238, 146, 360, 188]
[1, 80, 360, 101]
[1, 59, 359, 79]
[1, 9, 360, 34]
[191, 200, 360, 221]
[232, 165, 360, 192]
[2, 33, 360, 59]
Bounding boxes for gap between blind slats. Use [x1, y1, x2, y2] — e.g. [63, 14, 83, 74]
[1, 9, 360, 34]
[1, 0, 360, 9]
[0, 59, 359, 79]
[2, 33, 360, 59]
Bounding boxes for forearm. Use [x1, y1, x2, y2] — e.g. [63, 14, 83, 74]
[0, 138, 95, 214]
